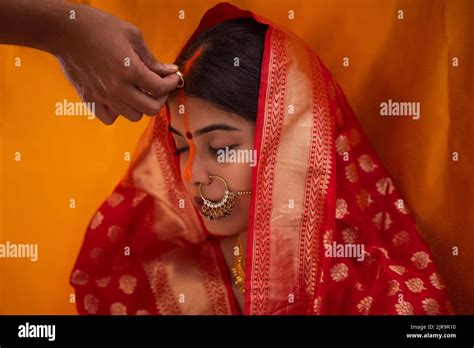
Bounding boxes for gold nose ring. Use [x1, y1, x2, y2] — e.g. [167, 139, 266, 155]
[198, 175, 251, 221]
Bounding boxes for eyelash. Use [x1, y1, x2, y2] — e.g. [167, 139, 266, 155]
[209, 144, 237, 155]
[174, 147, 188, 155]
[174, 145, 238, 156]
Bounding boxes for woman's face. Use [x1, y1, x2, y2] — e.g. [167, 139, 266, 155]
[168, 95, 255, 237]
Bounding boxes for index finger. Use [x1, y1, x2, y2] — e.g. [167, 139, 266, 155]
[133, 59, 180, 97]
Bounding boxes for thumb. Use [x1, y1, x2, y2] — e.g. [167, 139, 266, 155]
[132, 35, 178, 76]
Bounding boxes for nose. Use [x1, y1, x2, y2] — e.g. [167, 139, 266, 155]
[186, 156, 211, 188]
[186, 159, 227, 202]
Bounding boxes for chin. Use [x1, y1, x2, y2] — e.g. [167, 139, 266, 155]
[202, 217, 242, 237]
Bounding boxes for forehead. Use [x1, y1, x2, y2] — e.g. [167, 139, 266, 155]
[168, 95, 245, 131]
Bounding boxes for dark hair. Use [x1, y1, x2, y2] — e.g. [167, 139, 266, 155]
[170, 18, 268, 122]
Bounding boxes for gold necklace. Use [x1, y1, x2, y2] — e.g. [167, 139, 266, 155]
[231, 234, 246, 294]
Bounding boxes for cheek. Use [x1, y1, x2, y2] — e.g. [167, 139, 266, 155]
[237, 168, 252, 209]
[228, 164, 253, 191]
[178, 153, 191, 177]
[176, 156, 193, 195]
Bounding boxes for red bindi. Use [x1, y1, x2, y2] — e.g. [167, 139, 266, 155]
[185, 131, 193, 139]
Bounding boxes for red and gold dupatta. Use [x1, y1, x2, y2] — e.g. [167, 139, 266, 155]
[70, 2, 452, 315]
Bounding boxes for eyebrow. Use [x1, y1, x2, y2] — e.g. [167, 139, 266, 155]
[169, 124, 242, 137]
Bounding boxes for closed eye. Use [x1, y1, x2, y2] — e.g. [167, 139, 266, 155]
[209, 144, 238, 156]
[174, 147, 189, 155]
[174, 145, 239, 156]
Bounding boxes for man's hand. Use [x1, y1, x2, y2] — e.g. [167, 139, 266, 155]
[0, 0, 179, 125]
[55, 5, 180, 124]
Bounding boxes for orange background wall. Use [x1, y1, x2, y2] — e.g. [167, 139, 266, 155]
[0, 0, 472, 314]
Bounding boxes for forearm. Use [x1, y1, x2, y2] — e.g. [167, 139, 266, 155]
[0, 0, 80, 54]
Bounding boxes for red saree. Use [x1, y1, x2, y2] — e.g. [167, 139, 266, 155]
[70, 2, 453, 315]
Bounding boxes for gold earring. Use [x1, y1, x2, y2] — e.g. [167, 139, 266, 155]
[198, 175, 251, 221]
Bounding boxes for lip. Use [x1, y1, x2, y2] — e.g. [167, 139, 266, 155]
[194, 197, 204, 208]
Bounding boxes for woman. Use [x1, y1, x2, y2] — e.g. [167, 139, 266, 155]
[70, 2, 452, 315]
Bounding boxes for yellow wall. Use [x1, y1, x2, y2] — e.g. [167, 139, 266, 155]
[1, 0, 472, 314]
